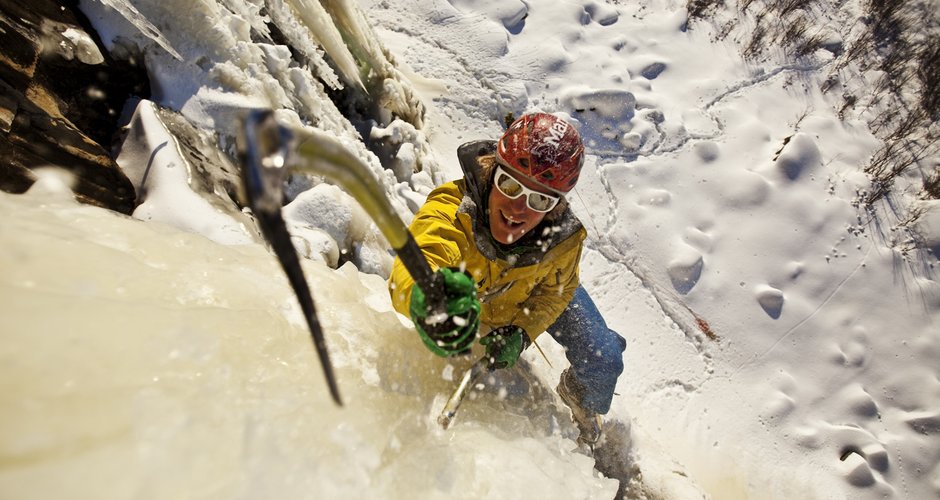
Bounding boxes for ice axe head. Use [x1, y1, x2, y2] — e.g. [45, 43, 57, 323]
[237, 110, 292, 216]
[236, 109, 343, 406]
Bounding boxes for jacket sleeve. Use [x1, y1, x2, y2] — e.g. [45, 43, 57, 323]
[513, 239, 583, 338]
[388, 181, 468, 316]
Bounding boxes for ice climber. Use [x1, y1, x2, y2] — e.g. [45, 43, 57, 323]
[388, 113, 626, 447]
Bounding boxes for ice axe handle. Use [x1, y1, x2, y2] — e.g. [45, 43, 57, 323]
[283, 124, 447, 317]
[396, 234, 448, 317]
[437, 357, 490, 429]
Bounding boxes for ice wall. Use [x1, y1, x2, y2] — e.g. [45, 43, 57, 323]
[0, 185, 617, 499]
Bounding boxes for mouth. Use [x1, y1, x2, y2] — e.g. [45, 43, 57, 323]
[500, 211, 524, 228]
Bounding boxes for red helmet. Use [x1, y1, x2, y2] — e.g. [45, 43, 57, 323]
[496, 113, 584, 193]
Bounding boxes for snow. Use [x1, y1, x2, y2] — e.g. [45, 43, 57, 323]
[2, 0, 939, 499]
[116, 100, 257, 246]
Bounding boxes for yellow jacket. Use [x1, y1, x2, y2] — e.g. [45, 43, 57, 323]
[389, 141, 586, 339]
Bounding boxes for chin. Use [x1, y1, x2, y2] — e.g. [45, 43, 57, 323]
[493, 227, 525, 245]
[490, 226, 512, 245]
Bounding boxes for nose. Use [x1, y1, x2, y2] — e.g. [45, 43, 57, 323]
[508, 194, 529, 212]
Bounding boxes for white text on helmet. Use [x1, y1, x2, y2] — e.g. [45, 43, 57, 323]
[543, 120, 569, 147]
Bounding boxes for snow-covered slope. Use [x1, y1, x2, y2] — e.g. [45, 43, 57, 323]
[365, 1, 940, 497]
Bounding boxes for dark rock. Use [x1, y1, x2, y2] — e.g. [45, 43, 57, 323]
[0, 0, 149, 214]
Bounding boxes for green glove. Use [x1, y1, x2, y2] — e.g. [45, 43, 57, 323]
[480, 325, 531, 369]
[410, 267, 481, 357]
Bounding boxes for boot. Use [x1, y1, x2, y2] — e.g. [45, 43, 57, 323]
[556, 368, 602, 448]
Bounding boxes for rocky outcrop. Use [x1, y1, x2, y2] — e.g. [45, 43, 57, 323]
[0, 0, 149, 214]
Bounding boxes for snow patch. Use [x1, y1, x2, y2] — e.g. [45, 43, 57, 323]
[754, 284, 784, 319]
[115, 100, 254, 245]
[667, 245, 704, 295]
[772, 133, 822, 181]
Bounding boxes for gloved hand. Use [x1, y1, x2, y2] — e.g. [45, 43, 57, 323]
[410, 267, 481, 357]
[480, 325, 531, 369]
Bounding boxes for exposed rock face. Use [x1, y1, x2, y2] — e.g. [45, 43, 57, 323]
[0, 0, 149, 214]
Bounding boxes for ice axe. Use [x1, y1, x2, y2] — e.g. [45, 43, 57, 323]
[437, 356, 492, 429]
[237, 110, 449, 407]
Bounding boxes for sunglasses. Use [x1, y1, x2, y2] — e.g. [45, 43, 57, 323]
[493, 166, 561, 213]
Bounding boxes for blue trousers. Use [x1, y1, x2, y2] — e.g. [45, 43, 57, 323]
[546, 286, 626, 414]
